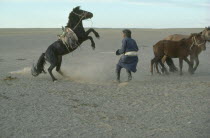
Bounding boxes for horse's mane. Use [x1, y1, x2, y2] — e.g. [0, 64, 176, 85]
[177, 33, 200, 42]
[66, 6, 81, 28]
[189, 33, 201, 39]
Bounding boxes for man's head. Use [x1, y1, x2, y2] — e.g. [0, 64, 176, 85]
[123, 29, 132, 38]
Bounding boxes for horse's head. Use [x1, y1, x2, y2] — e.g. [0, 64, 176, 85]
[191, 33, 206, 51]
[67, 6, 93, 30]
[202, 27, 210, 42]
[70, 6, 93, 21]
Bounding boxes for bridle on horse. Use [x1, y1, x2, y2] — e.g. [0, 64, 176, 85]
[61, 11, 87, 52]
[72, 11, 88, 30]
[190, 36, 206, 50]
[202, 28, 210, 41]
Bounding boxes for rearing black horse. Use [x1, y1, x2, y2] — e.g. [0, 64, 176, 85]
[67, 6, 100, 48]
[31, 6, 100, 81]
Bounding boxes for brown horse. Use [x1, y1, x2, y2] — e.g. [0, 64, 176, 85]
[164, 27, 210, 42]
[151, 33, 206, 75]
[163, 27, 210, 73]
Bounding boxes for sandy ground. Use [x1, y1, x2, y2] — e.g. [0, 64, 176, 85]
[0, 28, 210, 138]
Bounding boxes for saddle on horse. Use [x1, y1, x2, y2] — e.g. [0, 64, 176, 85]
[58, 26, 79, 50]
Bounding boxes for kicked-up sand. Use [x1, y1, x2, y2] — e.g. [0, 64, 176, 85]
[0, 28, 210, 138]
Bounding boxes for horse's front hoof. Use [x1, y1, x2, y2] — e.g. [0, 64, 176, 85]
[190, 70, 195, 75]
[91, 43, 95, 50]
[95, 33, 100, 39]
[92, 46, 95, 50]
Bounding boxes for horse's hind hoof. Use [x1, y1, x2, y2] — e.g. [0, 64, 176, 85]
[188, 69, 194, 75]
[190, 71, 195, 75]
[53, 79, 58, 82]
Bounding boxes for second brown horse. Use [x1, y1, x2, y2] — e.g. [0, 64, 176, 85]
[151, 33, 206, 75]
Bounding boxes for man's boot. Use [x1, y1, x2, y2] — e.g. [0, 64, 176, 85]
[127, 70, 132, 82]
[116, 70, 121, 83]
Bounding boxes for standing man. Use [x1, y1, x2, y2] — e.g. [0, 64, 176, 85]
[116, 29, 139, 82]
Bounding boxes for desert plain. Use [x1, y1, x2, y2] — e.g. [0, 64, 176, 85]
[0, 28, 210, 138]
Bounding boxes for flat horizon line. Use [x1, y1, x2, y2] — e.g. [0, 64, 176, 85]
[0, 27, 204, 29]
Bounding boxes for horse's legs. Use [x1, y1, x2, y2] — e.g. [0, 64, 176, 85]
[161, 55, 167, 64]
[190, 55, 195, 67]
[151, 58, 156, 75]
[161, 55, 168, 74]
[159, 60, 168, 75]
[45, 48, 58, 81]
[56, 56, 64, 76]
[166, 58, 178, 72]
[193, 55, 199, 73]
[183, 57, 193, 74]
[189, 55, 195, 73]
[85, 28, 100, 39]
[83, 36, 95, 49]
[48, 64, 57, 81]
[155, 62, 161, 74]
[179, 58, 183, 75]
[151, 57, 164, 75]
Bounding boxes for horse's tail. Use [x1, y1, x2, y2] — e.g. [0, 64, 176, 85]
[31, 53, 46, 77]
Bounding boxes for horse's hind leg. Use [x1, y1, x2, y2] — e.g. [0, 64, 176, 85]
[56, 56, 64, 76]
[155, 62, 161, 74]
[159, 60, 168, 75]
[161, 55, 167, 64]
[48, 64, 57, 81]
[179, 58, 183, 75]
[151, 58, 156, 75]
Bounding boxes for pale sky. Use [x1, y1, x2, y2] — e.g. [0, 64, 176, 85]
[0, 0, 209, 28]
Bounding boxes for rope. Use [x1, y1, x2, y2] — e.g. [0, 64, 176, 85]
[72, 11, 87, 30]
[190, 36, 206, 50]
[64, 11, 94, 53]
[193, 36, 206, 46]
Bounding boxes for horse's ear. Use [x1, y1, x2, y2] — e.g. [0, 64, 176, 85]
[73, 6, 80, 11]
